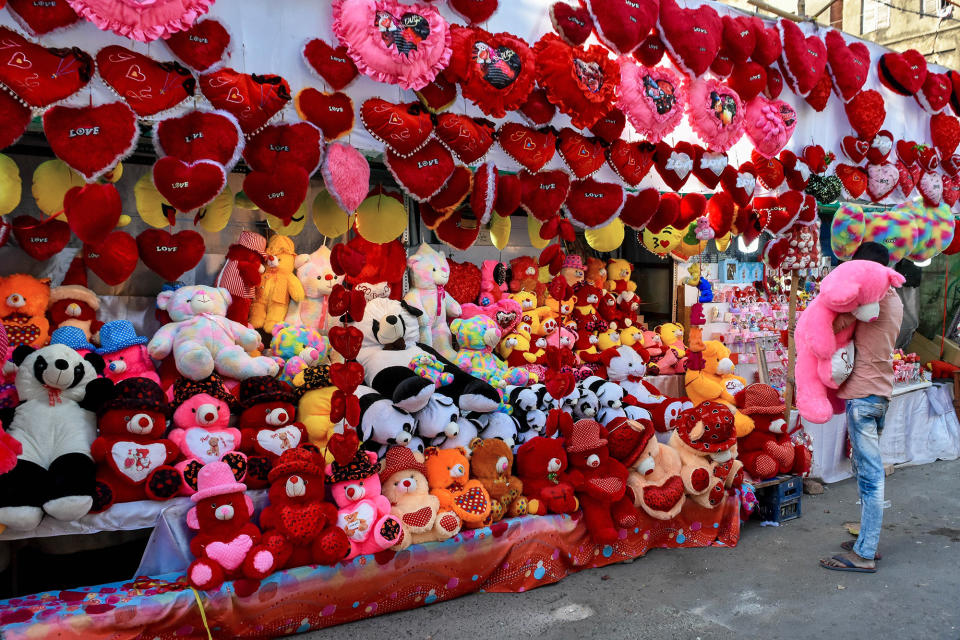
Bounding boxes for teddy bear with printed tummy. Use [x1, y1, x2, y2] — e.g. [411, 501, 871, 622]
[379, 446, 461, 549]
[515, 436, 579, 515]
[606, 258, 637, 302]
[91, 378, 182, 512]
[250, 235, 305, 331]
[685, 340, 753, 437]
[669, 402, 742, 509]
[602, 345, 691, 431]
[236, 377, 307, 489]
[469, 437, 526, 521]
[795, 260, 906, 424]
[405, 244, 462, 359]
[735, 384, 811, 479]
[0, 274, 51, 349]
[286, 245, 343, 331]
[0, 344, 109, 530]
[424, 446, 492, 528]
[326, 449, 404, 559]
[148, 285, 279, 382]
[624, 420, 686, 520]
[186, 461, 276, 592]
[96, 321, 160, 384]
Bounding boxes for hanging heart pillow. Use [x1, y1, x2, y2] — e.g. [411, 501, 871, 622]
[722, 15, 756, 63]
[434, 208, 481, 251]
[0, 91, 32, 151]
[302, 38, 359, 91]
[7, 0, 79, 36]
[583, 0, 658, 55]
[693, 147, 728, 189]
[295, 89, 355, 142]
[428, 165, 472, 215]
[96, 46, 195, 117]
[866, 130, 893, 165]
[942, 153, 960, 177]
[721, 161, 757, 207]
[751, 150, 785, 190]
[415, 75, 457, 114]
[42, 102, 138, 182]
[620, 188, 659, 230]
[633, 33, 666, 67]
[136, 229, 205, 281]
[383, 139, 455, 202]
[727, 61, 767, 102]
[824, 29, 869, 102]
[804, 72, 832, 112]
[0, 27, 94, 108]
[518, 88, 557, 126]
[653, 141, 695, 191]
[841, 135, 869, 164]
[153, 109, 243, 170]
[550, 3, 594, 47]
[495, 173, 521, 216]
[533, 33, 619, 130]
[152, 157, 225, 212]
[471, 162, 497, 224]
[564, 178, 624, 229]
[607, 139, 655, 187]
[743, 95, 797, 158]
[84, 230, 137, 285]
[645, 191, 680, 234]
[844, 89, 886, 140]
[163, 18, 230, 73]
[589, 107, 626, 143]
[896, 159, 916, 197]
[12, 215, 70, 261]
[497, 122, 556, 173]
[835, 164, 868, 199]
[243, 122, 324, 174]
[63, 183, 121, 245]
[435, 113, 496, 165]
[617, 59, 685, 144]
[706, 191, 735, 236]
[686, 78, 745, 152]
[556, 128, 606, 179]
[779, 150, 809, 190]
[765, 67, 784, 99]
[62, 0, 215, 41]
[449, 0, 499, 25]
[331, 0, 451, 91]
[199, 68, 291, 136]
[931, 112, 960, 160]
[445, 26, 535, 119]
[242, 165, 310, 224]
[866, 162, 898, 203]
[917, 72, 952, 114]
[750, 17, 782, 66]
[777, 20, 826, 97]
[658, 0, 722, 78]
[322, 142, 370, 213]
[918, 171, 943, 207]
[360, 99, 434, 157]
[519, 169, 571, 221]
[878, 49, 927, 96]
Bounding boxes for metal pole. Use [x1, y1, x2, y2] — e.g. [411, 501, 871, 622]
[784, 275, 799, 422]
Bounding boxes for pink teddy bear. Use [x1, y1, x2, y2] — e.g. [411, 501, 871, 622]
[325, 450, 404, 559]
[170, 391, 247, 495]
[795, 260, 905, 423]
[96, 320, 160, 384]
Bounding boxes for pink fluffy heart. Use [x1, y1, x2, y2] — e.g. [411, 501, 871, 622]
[744, 95, 797, 158]
[322, 142, 371, 213]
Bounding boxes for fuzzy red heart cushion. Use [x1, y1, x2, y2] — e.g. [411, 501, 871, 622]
[564, 178, 624, 229]
[153, 109, 243, 169]
[12, 215, 70, 261]
[620, 188, 660, 230]
[63, 183, 122, 245]
[0, 27, 93, 108]
[330, 361, 365, 395]
[518, 88, 557, 126]
[242, 166, 310, 223]
[607, 139, 655, 186]
[710, 47, 734, 78]
[419, 202, 451, 230]
[584, 0, 658, 55]
[449, 0, 499, 23]
[384, 139, 456, 202]
[897, 140, 920, 167]
[302, 39, 358, 91]
[360, 99, 434, 157]
[675, 192, 707, 229]
[136, 229, 205, 282]
[533, 33, 619, 129]
[556, 128, 606, 179]
[428, 165, 473, 215]
[802, 144, 829, 174]
[804, 73, 832, 112]
[693, 147, 728, 189]
[435, 113, 496, 165]
[328, 326, 363, 360]
[199, 68, 291, 136]
[722, 15, 755, 63]
[878, 49, 927, 96]
[765, 66, 784, 99]
[896, 160, 916, 197]
[42, 102, 138, 181]
[84, 231, 137, 286]
[942, 175, 960, 207]
[751, 151, 785, 190]
[589, 108, 626, 144]
[6, 0, 79, 35]
[931, 113, 960, 159]
[447, 259, 482, 305]
[835, 164, 867, 198]
[415, 75, 458, 114]
[777, 19, 826, 97]
[749, 17, 782, 66]
[646, 192, 680, 234]
[706, 191, 735, 236]
[494, 172, 521, 216]
[844, 90, 886, 140]
[727, 61, 767, 102]
[654, 141, 695, 191]
[917, 72, 952, 114]
[446, 26, 536, 119]
[470, 162, 497, 224]
[164, 19, 231, 72]
[294, 89, 354, 142]
[0, 90, 31, 150]
[658, 0, 722, 77]
[435, 209, 482, 251]
[96, 46, 195, 117]
[243, 122, 324, 173]
[780, 149, 809, 191]
[866, 130, 893, 165]
[720, 162, 757, 207]
[633, 33, 666, 67]
[550, 2, 593, 46]
[841, 135, 869, 164]
[825, 29, 869, 102]
[498, 122, 557, 173]
[942, 154, 960, 177]
[519, 169, 571, 221]
[152, 158, 226, 212]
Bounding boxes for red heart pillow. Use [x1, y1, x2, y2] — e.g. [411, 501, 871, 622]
[564, 178, 624, 229]
[136, 229, 205, 282]
[243, 122, 324, 173]
[199, 68, 291, 136]
[765, 66, 784, 99]
[646, 192, 680, 234]
[727, 61, 767, 102]
[518, 88, 557, 126]
[607, 139, 655, 186]
[804, 73, 832, 112]
[751, 151, 785, 190]
[620, 188, 660, 230]
[415, 75, 458, 114]
[633, 33, 666, 67]
[658, 0, 722, 77]
[841, 135, 869, 164]
[43, 102, 138, 181]
[706, 191, 735, 236]
[777, 19, 826, 97]
[383, 139, 456, 202]
[898, 140, 921, 168]
[64, 184, 122, 245]
[6, 0, 79, 35]
[780, 150, 810, 190]
[435, 209, 482, 251]
[449, 0, 500, 24]
[164, 19, 231, 73]
[242, 166, 310, 224]
[878, 49, 927, 96]
[154, 109, 243, 169]
[584, 0, 658, 55]
[654, 141, 695, 191]
[918, 146, 940, 172]
[942, 154, 960, 177]
[710, 47, 734, 78]
[749, 18, 782, 66]
[0, 91, 31, 150]
[435, 113, 496, 165]
[12, 215, 70, 261]
[550, 3, 593, 46]
[802, 144, 829, 174]
[445, 26, 536, 118]
[693, 147, 728, 189]
[720, 162, 757, 207]
[498, 122, 556, 173]
[931, 113, 960, 159]
[844, 90, 886, 140]
[556, 128, 606, 179]
[676, 193, 707, 229]
[152, 158, 226, 212]
[942, 175, 960, 208]
[825, 29, 869, 102]
[428, 165, 473, 215]
[533, 33, 619, 129]
[96, 46, 195, 117]
[896, 160, 916, 197]
[447, 259, 482, 305]
[519, 169, 571, 221]
[495, 172, 521, 217]
[835, 164, 868, 198]
[470, 162, 497, 224]
[866, 130, 893, 165]
[328, 325, 364, 360]
[295, 89, 354, 142]
[302, 39, 358, 92]
[589, 108, 626, 144]
[0, 27, 93, 108]
[722, 15, 756, 63]
[360, 99, 434, 157]
[84, 231, 137, 286]
[918, 72, 952, 114]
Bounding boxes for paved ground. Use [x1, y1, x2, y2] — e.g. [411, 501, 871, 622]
[301, 459, 960, 640]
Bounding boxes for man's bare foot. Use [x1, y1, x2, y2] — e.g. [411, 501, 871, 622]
[819, 550, 877, 573]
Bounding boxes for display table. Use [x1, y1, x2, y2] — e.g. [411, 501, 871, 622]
[804, 383, 960, 483]
[646, 374, 685, 397]
[0, 498, 739, 639]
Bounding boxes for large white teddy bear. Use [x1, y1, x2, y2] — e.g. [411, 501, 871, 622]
[404, 244, 461, 359]
[148, 285, 280, 381]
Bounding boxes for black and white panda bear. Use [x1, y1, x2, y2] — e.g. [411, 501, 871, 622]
[354, 385, 416, 455]
[355, 297, 501, 414]
[413, 393, 460, 447]
[472, 411, 519, 448]
[0, 344, 111, 530]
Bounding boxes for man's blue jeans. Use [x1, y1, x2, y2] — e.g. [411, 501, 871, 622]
[845, 395, 888, 561]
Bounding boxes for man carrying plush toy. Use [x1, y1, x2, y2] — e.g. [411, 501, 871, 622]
[820, 242, 902, 575]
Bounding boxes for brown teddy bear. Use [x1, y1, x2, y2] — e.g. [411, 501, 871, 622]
[468, 438, 526, 522]
[379, 447, 461, 549]
[623, 419, 686, 520]
[424, 446, 491, 529]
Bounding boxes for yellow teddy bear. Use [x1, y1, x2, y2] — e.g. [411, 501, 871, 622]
[596, 328, 622, 351]
[619, 325, 643, 348]
[657, 322, 686, 359]
[684, 340, 754, 437]
[605, 258, 637, 300]
[292, 365, 339, 462]
[249, 235, 305, 330]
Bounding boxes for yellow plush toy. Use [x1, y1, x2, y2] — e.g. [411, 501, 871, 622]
[657, 322, 687, 358]
[619, 325, 643, 347]
[684, 340, 754, 437]
[605, 258, 637, 300]
[528, 306, 559, 338]
[249, 235, 305, 330]
[292, 365, 338, 462]
[497, 328, 543, 367]
[510, 291, 538, 331]
[596, 328, 622, 351]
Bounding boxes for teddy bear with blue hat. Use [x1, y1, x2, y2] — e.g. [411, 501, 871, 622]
[50, 326, 98, 355]
[97, 320, 160, 384]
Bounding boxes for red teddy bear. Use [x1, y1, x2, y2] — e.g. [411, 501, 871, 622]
[215, 230, 267, 323]
[236, 377, 308, 489]
[261, 447, 351, 568]
[515, 436, 579, 516]
[561, 419, 639, 544]
[186, 461, 276, 594]
[736, 384, 812, 480]
[509, 255, 546, 305]
[90, 378, 182, 512]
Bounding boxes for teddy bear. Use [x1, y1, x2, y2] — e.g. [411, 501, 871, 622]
[325, 449, 405, 558]
[169, 377, 247, 495]
[250, 235, 305, 331]
[267, 322, 327, 385]
[405, 244, 462, 359]
[735, 384, 812, 480]
[423, 446, 492, 528]
[90, 378, 182, 512]
[291, 365, 340, 460]
[216, 230, 267, 324]
[684, 340, 753, 437]
[639, 330, 671, 375]
[669, 402, 742, 509]
[185, 460, 276, 593]
[469, 437, 526, 522]
[618, 419, 686, 520]
[0, 343, 109, 530]
[342, 231, 407, 301]
[48, 279, 102, 342]
[379, 446, 462, 549]
[515, 436, 579, 516]
[795, 260, 906, 423]
[236, 376, 307, 489]
[601, 345, 691, 432]
[451, 314, 536, 390]
[619, 325, 643, 349]
[560, 418, 638, 543]
[260, 447, 351, 567]
[510, 291, 539, 331]
[148, 285, 280, 381]
[286, 245, 343, 331]
[605, 258, 637, 302]
[478, 260, 508, 306]
[0, 274, 51, 349]
[509, 256, 546, 305]
[559, 254, 586, 289]
[571, 285, 607, 353]
[619, 297, 642, 329]
[598, 291, 626, 330]
[657, 323, 688, 360]
[585, 257, 608, 290]
[96, 321, 160, 384]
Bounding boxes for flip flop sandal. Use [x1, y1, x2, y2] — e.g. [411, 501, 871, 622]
[819, 555, 877, 573]
[841, 540, 882, 560]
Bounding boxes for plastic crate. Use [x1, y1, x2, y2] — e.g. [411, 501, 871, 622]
[755, 475, 803, 523]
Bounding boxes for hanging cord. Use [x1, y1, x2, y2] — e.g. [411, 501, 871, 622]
[941, 260, 950, 359]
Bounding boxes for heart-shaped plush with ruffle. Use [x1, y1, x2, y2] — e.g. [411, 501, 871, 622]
[777, 19, 826, 97]
[63, 183, 121, 245]
[518, 88, 557, 126]
[152, 158, 226, 212]
[633, 33, 666, 66]
[620, 188, 660, 230]
[744, 95, 797, 158]
[12, 215, 70, 261]
[617, 59, 685, 144]
[470, 162, 497, 224]
[607, 139, 655, 187]
[931, 113, 960, 159]
[242, 166, 310, 224]
[844, 90, 886, 140]
[727, 61, 767, 102]
[243, 122, 324, 174]
[646, 192, 680, 234]
[918, 72, 952, 114]
[97, 46, 195, 117]
[435, 113, 496, 165]
[720, 162, 757, 207]
[428, 165, 473, 216]
[384, 139, 455, 202]
[654, 141, 695, 191]
[919, 171, 943, 206]
[835, 164, 867, 198]
[295, 89, 354, 142]
[136, 229, 205, 282]
[495, 173, 521, 216]
[199, 68, 291, 136]
[445, 26, 535, 118]
[825, 29, 869, 102]
[866, 130, 893, 165]
[533, 33, 619, 129]
[497, 122, 556, 173]
[360, 99, 434, 157]
[693, 147, 728, 189]
[42, 102, 138, 182]
[584, 0, 658, 54]
[302, 39, 358, 91]
[687, 77, 745, 152]
[749, 17, 782, 66]
[415, 75, 458, 114]
[550, 2, 593, 46]
[84, 231, 137, 286]
[658, 0, 722, 77]
[164, 19, 231, 72]
[0, 26, 93, 108]
[519, 169, 571, 221]
[556, 128, 606, 179]
[751, 150, 785, 190]
[6, 0, 78, 36]
[0, 91, 31, 150]
[878, 49, 927, 96]
[564, 178, 624, 229]
[706, 191, 735, 236]
[841, 135, 869, 164]
[154, 110, 244, 174]
[866, 162, 899, 202]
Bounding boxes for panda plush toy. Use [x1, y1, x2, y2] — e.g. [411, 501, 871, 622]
[355, 385, 416, 454]
[0, 344, 111, 530]
[355, 298, 501, 414]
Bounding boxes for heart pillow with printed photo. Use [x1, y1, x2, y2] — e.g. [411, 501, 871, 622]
[618, 59, 686, 144]
[533, 33, 619, 129]
[686, 77, 745, 152]
[445, 26, 535, 118]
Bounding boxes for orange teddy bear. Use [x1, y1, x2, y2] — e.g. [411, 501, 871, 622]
[0, 274, 51, 349]
[424, 446, 492, 528]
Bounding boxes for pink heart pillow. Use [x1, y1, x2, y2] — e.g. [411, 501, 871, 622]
[686, 78, 745, 152]
[617, 58, 685, 144]
[744, 95, 797, 158]
[322, 142, 371, 213]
